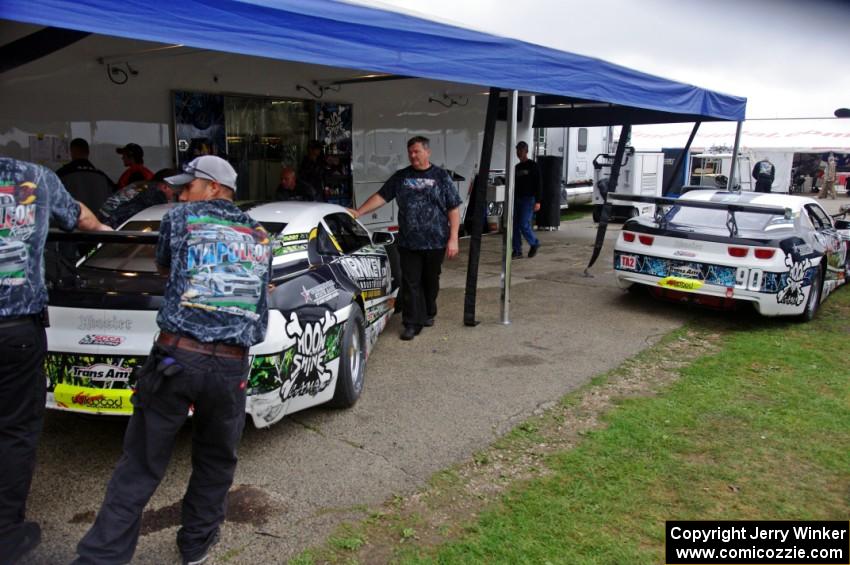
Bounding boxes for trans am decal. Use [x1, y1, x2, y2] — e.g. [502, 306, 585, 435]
[777, 254, 813, 306]
[181, 216, 270, 319]
[45, 353, 141, 415]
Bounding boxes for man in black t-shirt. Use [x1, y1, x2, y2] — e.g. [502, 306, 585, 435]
[353, 136, 462, 341]
[513, 141, 542, 258]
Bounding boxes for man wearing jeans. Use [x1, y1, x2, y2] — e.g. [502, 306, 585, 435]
[352, 136, 461, 341]
[512, 141, 542, 259]
[0, 158, 110, 565]
[73, 156, 271, 565]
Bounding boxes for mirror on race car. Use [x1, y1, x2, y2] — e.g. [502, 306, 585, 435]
[371, 231, 395, 246]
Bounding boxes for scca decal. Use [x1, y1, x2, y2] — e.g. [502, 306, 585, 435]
[658, 276, 704, 291]
[78, 334, 124, 346]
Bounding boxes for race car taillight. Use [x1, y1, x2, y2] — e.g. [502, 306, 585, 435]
[622, 232, 635, 242]
[728, 246, 748, 258]
[638, 235, 654, 246]
[754, 248, 776, 259]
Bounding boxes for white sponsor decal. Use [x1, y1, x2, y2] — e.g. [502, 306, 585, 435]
[77, 315, 133, 332]
[70, 363, 133, 382]
[300, 280, 339, 305]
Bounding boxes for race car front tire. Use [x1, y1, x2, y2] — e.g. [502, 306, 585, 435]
[329, 305, 366, 408]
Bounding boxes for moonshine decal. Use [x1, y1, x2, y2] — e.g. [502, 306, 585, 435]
[280, 311, 338, 400]
[777, 254, 813, 306]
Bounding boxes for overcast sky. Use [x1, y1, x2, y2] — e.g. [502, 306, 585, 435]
[352, 0, 850, 120]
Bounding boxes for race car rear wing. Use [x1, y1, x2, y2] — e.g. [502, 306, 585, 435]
[612, 194, 791, 238]
[47, 230, 159, 244]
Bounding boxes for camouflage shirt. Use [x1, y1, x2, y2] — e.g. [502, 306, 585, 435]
[0, 158, 80, 318]
[378, 165, 462, 250]
[155, 200, 272, 347]
[99, 180, 167, 228]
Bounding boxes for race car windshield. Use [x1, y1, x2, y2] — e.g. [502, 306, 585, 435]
[665, 206, 793, 233]
[83, 220, 286, 273]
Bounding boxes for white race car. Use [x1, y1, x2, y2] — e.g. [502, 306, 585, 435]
[613, 191, 850, 320]
[45, 202, 399, 428]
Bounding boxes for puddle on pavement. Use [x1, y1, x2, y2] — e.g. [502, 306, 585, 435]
[491, 354, 545, 367]
[69, 484, 282, 536]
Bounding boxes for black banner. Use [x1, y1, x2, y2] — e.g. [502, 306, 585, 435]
[666, 521, 849, 564]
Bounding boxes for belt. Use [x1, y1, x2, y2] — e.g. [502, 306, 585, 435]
[156, 331, 247, 360]
[0, 315, 38, 329]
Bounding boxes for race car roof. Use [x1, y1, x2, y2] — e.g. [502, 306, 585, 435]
[0, 0, 746, 124]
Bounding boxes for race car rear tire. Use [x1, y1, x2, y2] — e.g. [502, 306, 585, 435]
[798, 266, 823, 323]
[329, 306, 366, 408]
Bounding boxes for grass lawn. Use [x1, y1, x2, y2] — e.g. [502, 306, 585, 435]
[293, 290, 850, 565]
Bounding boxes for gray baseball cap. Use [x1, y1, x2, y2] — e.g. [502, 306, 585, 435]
[165, 156, 237, 191]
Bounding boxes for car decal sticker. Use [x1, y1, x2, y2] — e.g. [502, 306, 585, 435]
[614, 252, 815, 294]
[44, 353, 141, 391]
[776, 254, 813, 306]
[53, 384, 133, 415]
[658, 277, 704, 292]
[281, 311, 340, 400]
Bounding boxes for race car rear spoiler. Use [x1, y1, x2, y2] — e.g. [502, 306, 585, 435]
[47, 230, 159, 244]
[613, 194, 791, 238]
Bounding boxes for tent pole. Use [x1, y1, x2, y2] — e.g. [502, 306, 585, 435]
[463, 87, 501, 326]
[663, 121, 701, 194]
[727, 120, 743, 192]
[500, 90, 518, 325]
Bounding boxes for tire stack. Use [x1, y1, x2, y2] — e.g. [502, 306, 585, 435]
[536, 155, 562, 230]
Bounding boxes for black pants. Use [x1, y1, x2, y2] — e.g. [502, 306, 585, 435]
[399, 247, 445, 329]
[0, 317, 46, 558]
[74, 343, 249, 564]
[755, 179, 772, 193]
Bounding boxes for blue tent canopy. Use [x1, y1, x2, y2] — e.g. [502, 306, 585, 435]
[0, 0, 746, 124]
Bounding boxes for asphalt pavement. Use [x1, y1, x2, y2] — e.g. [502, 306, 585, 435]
[21, 194, 848, 564]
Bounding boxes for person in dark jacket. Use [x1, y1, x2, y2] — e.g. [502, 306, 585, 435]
[56, 138, 115, 212]
[512, 141, 542, 258]
[275, 167, 318, 201]
[752, 157, 775, 193]
[298, 140, 326, 201]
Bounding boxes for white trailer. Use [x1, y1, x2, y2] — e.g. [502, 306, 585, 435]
[591, 148, 665, 221]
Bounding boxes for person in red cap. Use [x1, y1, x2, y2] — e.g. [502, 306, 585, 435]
[115, 143, 154, 189]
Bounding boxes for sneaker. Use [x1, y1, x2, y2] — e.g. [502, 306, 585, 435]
[182, 531, 219, 565]
[0, 521, 41, 565]
[528, 244, 540, 258]
[400, 326, 417, 340]
[423, 317, 435, 327]
[511, 252, 523, 259]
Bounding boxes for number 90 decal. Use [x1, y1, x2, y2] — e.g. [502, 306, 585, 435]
[735, 267, 763, 291]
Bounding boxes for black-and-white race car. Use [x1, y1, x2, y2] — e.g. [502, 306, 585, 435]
[44, 202, 399, 428]
[613, 191, 850, 320]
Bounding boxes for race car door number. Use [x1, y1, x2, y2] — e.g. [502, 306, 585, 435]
[619, 255, 637, 270]
[735, 267, 763, 291]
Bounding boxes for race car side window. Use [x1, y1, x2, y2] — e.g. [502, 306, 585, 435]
[322, 212, 371, 254]
[805, 205, 832, 231]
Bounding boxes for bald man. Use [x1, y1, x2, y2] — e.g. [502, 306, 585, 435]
[275, 167, 318, 202]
